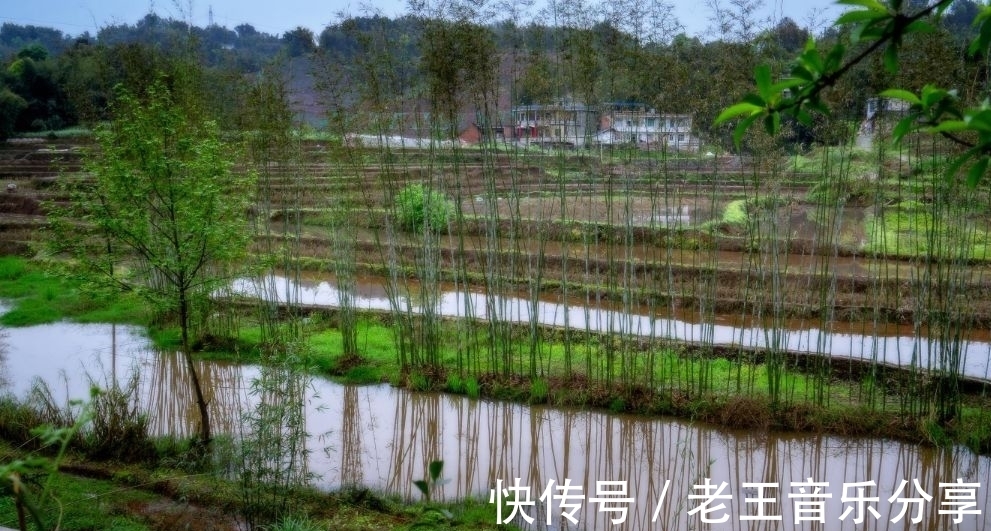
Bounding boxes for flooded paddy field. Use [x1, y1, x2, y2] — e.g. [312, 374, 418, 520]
[2, 319, 988, 531]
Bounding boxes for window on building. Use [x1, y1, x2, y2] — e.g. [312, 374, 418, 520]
[678, 134, 685, 142]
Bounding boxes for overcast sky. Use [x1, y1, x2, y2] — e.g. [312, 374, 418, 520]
[1, 0, 840, 39]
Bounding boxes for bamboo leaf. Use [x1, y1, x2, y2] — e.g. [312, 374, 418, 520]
[934, 0, 953, 17]
[966, 156, 989, 187]
[920, 85, 953, 109]
[891, 116, 916, 142]
[429, 460, 444, 482]
[763, 112, 781, 136]
[883, 44, 900, 73]
[772, 78, 805, 93]
[969, 8, 991, 56]
[790, 65, 815, 82]
[755, 64, 773, 100]
[966, 110, 991, 133]
[879, 89, 920, 106]
[733, 113, 762, 149]
[944, 146, 982, 180]
[836, 10, 885, 25]
[836, 0, 888, 12]
[905, 20, 934, 35]
[825, 43, 847, 70]
[714, 102, 763, 125]
[924, 120, 968, 133]
[742, 94, 766, 107]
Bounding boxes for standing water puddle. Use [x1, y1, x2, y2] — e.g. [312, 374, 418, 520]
[1, 318, 989, 530]
[232, 274, 991, 382]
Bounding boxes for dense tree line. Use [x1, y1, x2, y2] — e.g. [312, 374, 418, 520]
[0, 15, 299, 139]
[2, 0, 987, 150]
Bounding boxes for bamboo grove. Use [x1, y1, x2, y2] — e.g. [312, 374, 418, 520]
[298, 0, 991, 447]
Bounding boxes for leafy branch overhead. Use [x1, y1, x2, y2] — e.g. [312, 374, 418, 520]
[715, 0, 991, 185]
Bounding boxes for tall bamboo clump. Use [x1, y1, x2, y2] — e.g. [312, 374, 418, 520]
[235, 67, 311, 526]
[335, 12, 422, 374]
[902, 135, 979, 425]
[319, 44, 363, 364]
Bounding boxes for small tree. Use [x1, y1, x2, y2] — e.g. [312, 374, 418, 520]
[50, 75, 253, 447]
[0, 88, 27, 140]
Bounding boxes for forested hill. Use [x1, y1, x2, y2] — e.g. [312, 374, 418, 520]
[0, 1, 985, 144]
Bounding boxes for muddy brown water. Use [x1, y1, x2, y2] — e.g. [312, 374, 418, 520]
[0, 316, 988, 530]
[231, 274, 991, 382]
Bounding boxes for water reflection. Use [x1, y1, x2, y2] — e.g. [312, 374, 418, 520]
[318, 386, 988, 531]
[145, 349, 246, 438]
[232, 275, 991, 382]
[0, 329, 8, 391]
[2, 320, 988, 530]
[0, 321, 247, 437]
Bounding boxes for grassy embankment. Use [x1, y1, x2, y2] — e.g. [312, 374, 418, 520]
[0, 438, 506, 531]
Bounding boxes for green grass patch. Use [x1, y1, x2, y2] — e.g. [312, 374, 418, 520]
[342, 365, 383, 385]
[147, 327, 182, 350]
[0, 436, 522, 531]
[305, 321, 399, 377]
[0, 257, 149, 327]
[18, 126, 93, 139]
[0, 467, 156, 530]
[864, 204, 991, 260]
[956, 406, 991, 454]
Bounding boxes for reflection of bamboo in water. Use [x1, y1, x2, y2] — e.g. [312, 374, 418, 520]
[340, 385, 363, 487]
[483, 401, 517, 507]
[388, 385, 410, 496]
[522, 404, 547, 525]
[537, 406, 578, 529]
[302, 383, 991, 530]
[624, 420, 672, 531]
[144, 350, 244, 437]
[756, 436, 780, 531]
[448, 393, 479, 498]
[0, 328, 9, 391]
[387, 390, 442, 499]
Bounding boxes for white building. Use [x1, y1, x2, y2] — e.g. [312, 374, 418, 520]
[512, 102, 598, 147]
[595, 104, 697, 151]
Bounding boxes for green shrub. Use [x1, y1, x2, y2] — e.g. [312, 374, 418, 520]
[263, 516, 324, 531]
[446, 374, 465, 394]
[409, 372, 431, 391]
[722, 199, 750, 226]
[806, 177, 873, 204]
[394, 184, 453, 233]
[85, 376, 155, 462]
[344, 365, 381, 385]
[0, 256, 27, 281]
[529, 378, 548, 404]
[464, 377, 480, 399]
